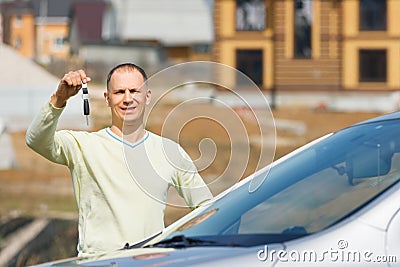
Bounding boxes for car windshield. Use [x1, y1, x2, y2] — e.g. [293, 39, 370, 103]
[149, 118, 400, 247]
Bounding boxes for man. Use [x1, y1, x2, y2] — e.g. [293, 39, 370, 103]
[26, 63, 213, 256]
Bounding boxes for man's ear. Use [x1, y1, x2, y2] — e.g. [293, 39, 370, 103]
[146, 89, 152, 105]
[104, 92, 110, 107]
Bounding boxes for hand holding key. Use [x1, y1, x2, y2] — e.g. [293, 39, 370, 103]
[51, 69, 91, 108]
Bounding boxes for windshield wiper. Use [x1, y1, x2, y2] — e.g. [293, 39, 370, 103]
[145, 235, 234, 249]
[146, 233, 308, 249]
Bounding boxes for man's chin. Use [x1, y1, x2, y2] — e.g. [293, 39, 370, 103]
[122, 114, 141, 125]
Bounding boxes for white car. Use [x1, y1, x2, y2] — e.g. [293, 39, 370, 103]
[32, 112, 400, 266]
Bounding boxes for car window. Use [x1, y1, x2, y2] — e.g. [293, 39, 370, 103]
[157, 119, 400, 245]
[237, 120, 400, 235]
[239, 153, 400, 234]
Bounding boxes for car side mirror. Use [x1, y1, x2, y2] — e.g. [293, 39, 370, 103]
[346, 142, 393, 184]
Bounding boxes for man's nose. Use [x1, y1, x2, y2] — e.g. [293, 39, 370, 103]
[123, 89, 133, 102]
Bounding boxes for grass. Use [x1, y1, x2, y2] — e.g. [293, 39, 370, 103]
[0, 181, 77, 218]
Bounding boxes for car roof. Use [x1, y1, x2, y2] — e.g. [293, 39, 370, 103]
[351, 111, 400, 127]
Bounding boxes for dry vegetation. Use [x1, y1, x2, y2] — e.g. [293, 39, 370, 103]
[0, 99, 382, 221]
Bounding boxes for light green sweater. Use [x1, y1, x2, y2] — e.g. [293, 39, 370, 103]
[26, 102, 213, 255]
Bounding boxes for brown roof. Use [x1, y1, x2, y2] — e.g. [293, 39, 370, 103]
[70, 0, 108, 42]
[0, 1, 33, 15]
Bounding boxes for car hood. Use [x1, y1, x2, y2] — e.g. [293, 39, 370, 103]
[32, 244, 284, 267]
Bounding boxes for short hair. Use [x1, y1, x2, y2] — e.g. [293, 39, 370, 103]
[106, 63, 148, 91]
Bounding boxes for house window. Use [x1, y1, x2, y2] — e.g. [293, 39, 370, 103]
[14, 15, 22, 27]
[359, 50, 387, 82]
[236, 0, 266, 31]
[360, 0, 386, 31]
[14, 36, 22, 49]
[294, 0, 312, 58]
[53, 37, 65, 50]
[192, 44, 211, 53]
[236, 49, 263, 86]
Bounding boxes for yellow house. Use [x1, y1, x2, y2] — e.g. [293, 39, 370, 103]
[11, 13, 35, 58]
[32, 0, 73, 64]
[213, 0, 400, 92]
[1, 2, 35, 58]
[35, 16, 70, 64]
[1, 0, 71, 64]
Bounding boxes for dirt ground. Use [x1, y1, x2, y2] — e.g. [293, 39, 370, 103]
[0, 100, 382, 222]
[0, 98, 383, 265]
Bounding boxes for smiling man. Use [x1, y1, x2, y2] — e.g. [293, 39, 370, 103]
[105, 64, 150, 141]
[26, 63, 212, 256]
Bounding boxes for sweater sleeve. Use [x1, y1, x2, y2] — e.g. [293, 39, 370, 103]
[172, 145, 213, 209]
[25, 102, 73, 166]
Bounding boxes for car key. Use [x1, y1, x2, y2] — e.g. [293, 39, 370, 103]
[82, 83, 90, 126]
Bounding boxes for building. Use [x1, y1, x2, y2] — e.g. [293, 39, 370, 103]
[111, 0, 213, 62]
[0, 0, 72, 63]
[213, 0, 400, 94]
[31, 0, 73, 64]
[69, 0, 214, 73]
[1, 0, 214, 71]
[0, 0, 35, 58]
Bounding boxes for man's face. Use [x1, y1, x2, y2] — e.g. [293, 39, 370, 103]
[104, 69, 151, 127]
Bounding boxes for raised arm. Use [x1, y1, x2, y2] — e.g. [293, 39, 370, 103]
[26, 70, 91, 165]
